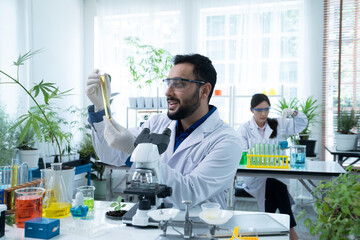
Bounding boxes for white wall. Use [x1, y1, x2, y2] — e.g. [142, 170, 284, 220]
[31, 0, 84, 110]
[30, 0, 85, 154]
[303, 0, 324, 158]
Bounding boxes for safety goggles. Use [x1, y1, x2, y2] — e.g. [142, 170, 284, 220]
[163, 78, 206, 91]
[251, 107, 271, 113]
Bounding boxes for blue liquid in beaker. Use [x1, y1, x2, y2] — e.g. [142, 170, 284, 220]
[291, 153, 306, 168]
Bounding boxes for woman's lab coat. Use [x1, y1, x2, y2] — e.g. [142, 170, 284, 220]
[237, 112, 307, 211]
[91, 109, 242, 209]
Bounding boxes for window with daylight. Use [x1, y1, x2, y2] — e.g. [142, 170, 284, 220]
[322, 0, 360, 159]
[200, 3, 303, 98]
[200, 2, 304, 126]
[93, 0, 306, 127]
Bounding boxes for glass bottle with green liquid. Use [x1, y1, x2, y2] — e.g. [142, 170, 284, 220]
[42, 163, 72, 218]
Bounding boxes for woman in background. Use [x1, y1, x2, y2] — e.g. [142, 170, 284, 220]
[238, 93, 308, 240]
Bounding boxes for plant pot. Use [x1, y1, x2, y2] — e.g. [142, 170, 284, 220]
[298, 140, 317, 157]
[105, 210, 128, 220]
[335, 132, 358, 151]
[70, 153, 80, 161]
[153, 97, 160, 109]
[43, 155, 55, 165]
[129, 97, 137, 108]
[62, 155, 70, 163]
[91, 179, 107, 200]
[160, 97, 168, 108]
[18, 149, 40, 168]
[145, 97, 153, 108]
[136, 97, 145, 109]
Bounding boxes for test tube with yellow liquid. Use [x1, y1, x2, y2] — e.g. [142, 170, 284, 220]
[42, 163, 71, 218]
[99, 74, 112, 119]
[11, 159, 18, 210]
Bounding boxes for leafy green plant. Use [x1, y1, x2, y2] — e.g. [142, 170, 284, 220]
[0, 50, 72, 162]
[5, 214, 15, 226]
[16, 127, 37, 150]
[297, 96, 320, 139]
[89, 158, 105, 181]
[276, 98, 299, 112]
[78, 132, 98, 161]
[125, 36, 173, 89]
[110, 196, 127, 212]
[0, 106, 18, 165]
[298, 166, 360, 240]
[338, 109, 358, 134]
[276, 96, 320, 140]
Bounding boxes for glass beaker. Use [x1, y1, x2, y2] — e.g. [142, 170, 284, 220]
[0, 166, 11, 189]
[42, 163, 71, 218]
[15, 187, 45, 228]
[290, 145, 306, 168]
[76, 186, 95, 211]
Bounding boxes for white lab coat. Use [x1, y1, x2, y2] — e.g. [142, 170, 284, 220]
[237, 112, 307, 211]
[91, 109, 242, 209]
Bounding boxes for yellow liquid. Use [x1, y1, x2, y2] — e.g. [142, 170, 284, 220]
[42, 202, 71, 218]
[11, 165, 18, 209]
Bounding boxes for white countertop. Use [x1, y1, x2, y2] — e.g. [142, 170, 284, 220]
[4, 201, 289, 240]
[237, 159, 345, 180]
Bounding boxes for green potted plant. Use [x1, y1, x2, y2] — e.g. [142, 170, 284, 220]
[16, 127, 40, 168]
[276, 96, 320, 156]
[125, 36, 173, 109]
[105, 196, 127, 220]
[89, 159, 107, 200]
[0, 50, 71, 163]
[298, 166, 360, 239]
[335, 109, 359, 151]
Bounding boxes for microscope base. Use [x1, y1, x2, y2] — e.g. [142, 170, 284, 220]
[122, 203, 159, 227]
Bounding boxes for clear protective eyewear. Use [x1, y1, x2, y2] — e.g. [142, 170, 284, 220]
[251, 107, 271, 113]
[163, 78, 206, 91]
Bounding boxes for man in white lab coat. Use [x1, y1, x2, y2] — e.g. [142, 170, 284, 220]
[86, 54, 241, 209]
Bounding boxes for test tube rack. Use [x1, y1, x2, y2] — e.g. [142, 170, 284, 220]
[246, 143, 290, 169]
[4, 179, 41, 213]
[246, 154, 290, 169]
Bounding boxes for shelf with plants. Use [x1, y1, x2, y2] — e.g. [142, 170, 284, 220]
[125, 36, 172, 128]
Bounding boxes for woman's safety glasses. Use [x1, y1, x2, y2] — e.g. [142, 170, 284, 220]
[251, 107, 271, 113]
[163, 78, 206, 92]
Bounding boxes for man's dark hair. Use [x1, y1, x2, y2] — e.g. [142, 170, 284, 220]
[173, 54, 217, 102]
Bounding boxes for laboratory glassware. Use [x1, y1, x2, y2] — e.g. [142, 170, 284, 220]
[42, 163, 72, 218]
[15, 187, 45, 228]
[290, 145, 306, 168]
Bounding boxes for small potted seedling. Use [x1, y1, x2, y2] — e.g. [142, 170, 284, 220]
[105, 196, 127, 220]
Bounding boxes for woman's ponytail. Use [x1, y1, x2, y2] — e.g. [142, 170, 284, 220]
[267, 118, 278, 138]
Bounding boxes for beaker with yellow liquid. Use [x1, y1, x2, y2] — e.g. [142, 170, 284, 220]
[42, 163, 71, 218]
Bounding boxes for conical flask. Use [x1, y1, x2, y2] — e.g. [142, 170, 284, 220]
[42, 163, 71, 218]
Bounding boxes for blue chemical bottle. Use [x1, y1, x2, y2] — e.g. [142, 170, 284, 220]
[279, 141, 288, 149]
[70, 192, 89, 219]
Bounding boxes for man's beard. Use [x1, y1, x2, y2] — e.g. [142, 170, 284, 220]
[167, 87, 201, 120]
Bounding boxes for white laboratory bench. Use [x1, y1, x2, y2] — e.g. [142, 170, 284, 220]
[4, 201, 290, 240]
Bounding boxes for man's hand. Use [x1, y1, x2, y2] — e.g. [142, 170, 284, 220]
[86, 69, 111, 111]
[103, 117, 135, 155]
[282, 108, 295, 119]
